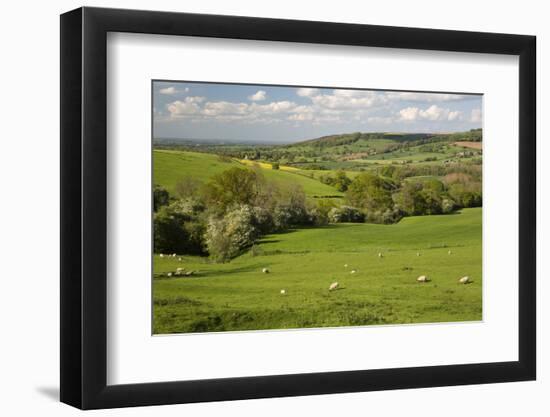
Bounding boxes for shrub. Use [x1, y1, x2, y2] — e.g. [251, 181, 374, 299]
[205, 205, 257, 262]
[175, 176, 203, 199]
[153, 207, 189, 254]
[346, 172, 394, 213]
[153, 185, 170, 212]
[271, 162, 280, 170]
[328, 206, 365, 223]
[251, 206, 274, 234]
[153, 200, 206, 255]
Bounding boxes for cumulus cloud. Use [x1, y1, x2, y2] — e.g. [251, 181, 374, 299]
[166, 96, 205, 117]
[296, 88, 319, 97]
[159, 86, 189, 95]
[159, 86, 177, 95]
[399, 105, 462, 122]
[248, 90, 267, 101]
[160, 85, 479, 132]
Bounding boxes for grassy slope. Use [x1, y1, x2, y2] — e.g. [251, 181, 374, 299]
[154, 149, 343, 198]
[153, 208, 482, 334]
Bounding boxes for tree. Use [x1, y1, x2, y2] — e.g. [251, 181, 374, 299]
[205, 205, 257, 262]
[271, 162, 280, 170]
[153, 185, 170, 212]
[174, 176, 202, 199]
[333, 170, 352, 192]
[202, 167, 262, 212]
[346, 172, 394, 214]
[153, 203, 206, 255]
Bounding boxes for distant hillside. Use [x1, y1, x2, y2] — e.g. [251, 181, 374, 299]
[292, 129, 482, 148]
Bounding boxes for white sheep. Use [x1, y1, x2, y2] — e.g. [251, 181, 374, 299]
[329, 282, 339, 291]
[176, 267, 184, 273]
[178, 257, 182, 262]
[448, 250, 452, 255]
[172, 253, 177, 257]
[350, 269, 357, 274]
[344, 264, 348, 268]
[416, 252, 421, 257]
[185, 271, 194, 276]
[416, 275, 429, 283]
[280, 289, 286, 295]
[459, 276, 470, 284]
[262, 268, 270, 274]
[167, 272, 172, 277]
[378, 252, 383, 258]
[159, 254, 164, 258]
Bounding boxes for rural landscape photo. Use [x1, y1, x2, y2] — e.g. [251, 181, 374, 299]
[152, 81, 483, 334]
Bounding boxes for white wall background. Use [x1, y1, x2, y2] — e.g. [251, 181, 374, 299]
[0, 0, 545, 415]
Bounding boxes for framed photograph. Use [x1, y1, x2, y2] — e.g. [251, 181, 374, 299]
[60, 7, 536, 409]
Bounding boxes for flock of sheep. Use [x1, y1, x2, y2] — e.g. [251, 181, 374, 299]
[159, 249, 472, 293]
[262, 249, 472, 296]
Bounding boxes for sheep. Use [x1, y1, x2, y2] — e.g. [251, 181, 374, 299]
[350, 269, 357, 274]
[176, 267, 184, 273]
[448, 250, 452, 255]
[159, 254, 164, 258]
[185, 271, 194, 276]
[459, 276, 470, 284]
[378, 252, 383, 258]
[178, 257, 182, 262]
[329, 282, 339, 291]
[416, 275, 429, 283]
[172, 253, 177, 257]
[167, 272, 172, 277]
[280, 289, 286, 295]
[262, 268, 270, 274]
[344, 264, 348, 268]
[416, 252, 421, 257]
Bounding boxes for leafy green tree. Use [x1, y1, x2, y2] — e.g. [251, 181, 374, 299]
[202, 168, 261, 212]
[153, 185, 170, 212]
[346, 172, 394, 214]
[333, 170, 352, 192]
[174, 176, 203, 199]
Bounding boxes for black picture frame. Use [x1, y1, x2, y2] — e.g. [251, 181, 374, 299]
[60, 6, 536, 410]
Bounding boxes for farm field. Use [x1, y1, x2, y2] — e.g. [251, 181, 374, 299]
[153, 208, 482, 334]
[154, 149, 343, 198]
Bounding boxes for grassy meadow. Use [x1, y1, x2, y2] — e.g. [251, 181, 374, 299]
[153, 208, 482, 334]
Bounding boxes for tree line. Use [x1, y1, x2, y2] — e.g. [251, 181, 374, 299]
[154, 164, 481, 262]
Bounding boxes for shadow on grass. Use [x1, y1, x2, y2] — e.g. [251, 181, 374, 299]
[198, 263, 268, 278]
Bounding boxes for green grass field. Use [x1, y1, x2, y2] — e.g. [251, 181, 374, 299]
[154, 149, 343, 198]
[153, 207, 482, 334]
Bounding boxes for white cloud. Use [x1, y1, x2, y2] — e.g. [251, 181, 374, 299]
[203, 101, 249, 116]
[248, 90, 267, 101]
[166, 96, 205, 117]
[159, 86, 189, 95]
[159, 86, 177, 95]
[253, 100, 296, 113]
[399, 107, 420, 121]
[296, 88, 319, 97]
[288, 113, 314, 122]
[399, 105, 462, 122]
[470, 108, 482, 123]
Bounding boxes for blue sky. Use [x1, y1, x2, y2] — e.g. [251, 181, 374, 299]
[153, 81, 482, 143]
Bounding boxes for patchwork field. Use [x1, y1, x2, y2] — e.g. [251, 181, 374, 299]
[153, 208, 482, 334]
